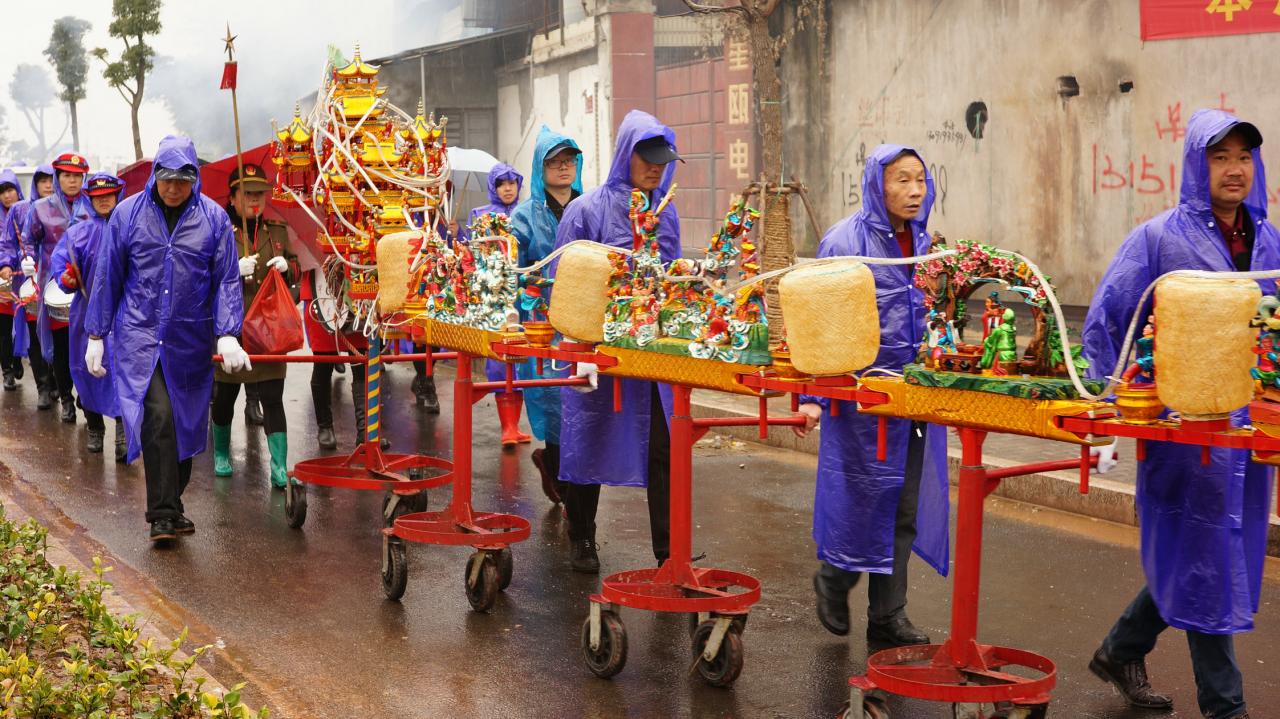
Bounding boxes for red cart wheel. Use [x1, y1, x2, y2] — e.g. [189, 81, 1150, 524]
[581, 610, 627, 679]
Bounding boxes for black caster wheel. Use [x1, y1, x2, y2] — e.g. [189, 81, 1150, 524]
[493, 548, 513, 591]
[382, 491, 428, 528]
[687, 612, 747, 636]
[691, 619, 745, 687]
[580, 609, 627, 679]
[285, 480, 307, 529]
[841, 689, 889, 719]
[382, 538, 408, 601]
[464, 551, 500, 612]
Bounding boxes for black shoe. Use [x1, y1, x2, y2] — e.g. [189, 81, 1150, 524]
[813, 573, 851, 636]
[172, 516, 195, 535]
[114, 424, 128, 463]
[86, 430, 105, 453]
[149, 519, 177, 542]
[60, 397, 77, 424]
[570, 538, 600, 574]
[317, 425, 338, 450]
[335, 362, 347, 375]
[13, 363, 22, 380]
[2, 372, 15, 391]
[37, 387, 53, 410]
[420, 380, 440, 414]
[245, 399, 264, 426]
[1087, 647, 1173, 710]
[867, 615, 930, 647]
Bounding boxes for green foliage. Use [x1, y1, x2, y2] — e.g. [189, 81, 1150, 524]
[92, 0, 161, 98]
[0, 506, 267, 718]
[45, 17, 93, 104]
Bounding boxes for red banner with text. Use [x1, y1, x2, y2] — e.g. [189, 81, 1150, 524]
[1141, 0, 1280, 40]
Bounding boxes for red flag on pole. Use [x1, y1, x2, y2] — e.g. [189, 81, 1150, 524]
[220, 62, 238, 90]
[1141, 0, 1280, 41]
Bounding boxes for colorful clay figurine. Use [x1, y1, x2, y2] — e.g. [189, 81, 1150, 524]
[980, 308, 1017, 376]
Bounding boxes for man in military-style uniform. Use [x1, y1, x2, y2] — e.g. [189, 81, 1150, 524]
[209, 164, 299, 489]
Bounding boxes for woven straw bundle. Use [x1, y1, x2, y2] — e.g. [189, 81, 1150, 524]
[780, 260, 879, 376]
[549, 242, 616, 343]
[1153, 275, 1260, 419]
[376, 231, 418, 315]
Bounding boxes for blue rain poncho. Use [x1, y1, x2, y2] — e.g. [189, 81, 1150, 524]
[1, 165, 53, 357]
[85, 136, 243, 463]
[23, 170, 94, 361]
[552, 110, 681, 487]
[802, 144, 951, 576]
[1082, 109, 1278, 634]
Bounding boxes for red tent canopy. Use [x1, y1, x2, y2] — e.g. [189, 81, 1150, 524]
[116, 143, 323, 264]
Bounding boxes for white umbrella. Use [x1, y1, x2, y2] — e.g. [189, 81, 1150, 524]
[447, 146, 501, 187]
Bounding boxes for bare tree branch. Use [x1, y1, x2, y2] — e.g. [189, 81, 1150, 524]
[681, 0, 751, 19]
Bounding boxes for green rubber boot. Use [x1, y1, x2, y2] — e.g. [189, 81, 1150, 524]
[212, 423, 233, 477]
[267, 432, 289, 489]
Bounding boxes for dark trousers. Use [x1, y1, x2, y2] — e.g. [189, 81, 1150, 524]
[86, 410, 104, 433]
[310, 352, 367, 428]
[0, 313, 13, 373]
[1103, 586, 1246, 718]
[212, 379, 286, 434]
[819, 421, 926, 624]
[142, 368, 192, 523]
[51, 327, 72, 401]
[25, 322, 53, 392]
[564, 385, 671, 563]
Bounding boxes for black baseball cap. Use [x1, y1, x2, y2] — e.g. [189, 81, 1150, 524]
[634, 136, 684, 165]
[1208, 121, 1263, 149]
[155, 164, 199, 182]
[545, 142, 582, 162]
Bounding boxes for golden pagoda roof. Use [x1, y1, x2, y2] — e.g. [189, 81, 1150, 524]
[276, 104, 312, 144]
[335, 44, 379, 79]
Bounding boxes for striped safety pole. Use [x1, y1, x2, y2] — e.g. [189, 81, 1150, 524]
[366, 334, 382, 446]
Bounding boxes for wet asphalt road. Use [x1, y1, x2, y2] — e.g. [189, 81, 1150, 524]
[1, 361, 1278, 719]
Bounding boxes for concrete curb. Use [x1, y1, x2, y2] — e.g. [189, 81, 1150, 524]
[689, 390, 1280, 557]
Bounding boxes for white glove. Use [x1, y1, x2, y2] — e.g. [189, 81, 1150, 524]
[85, 338, 106, 378]
[217, 336, 252, 374]
[20, 256, 35, 276]
[1090, 441, 1119, 474]
[238, 256, 258, 278]
[570, 361, 599, 393]
[266, 256, 288, 273]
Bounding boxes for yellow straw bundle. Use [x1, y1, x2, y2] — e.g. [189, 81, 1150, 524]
[780, 260, 880, 376]
[549, 242, 617, 343]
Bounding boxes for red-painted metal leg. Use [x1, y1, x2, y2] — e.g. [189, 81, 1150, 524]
[941, 428, 989, 670]
[613, 377, 623, 413]
[1079, 445, 1090, 494]
[1201, 445, 1211, 465]
[449, 351, 475, 523]
[1136, 438, 1146, 462]
[660, 385, 697, 586]
[758, 396, 768, 439]
[877, 416, 888, 462]
[790, 392, 799, 413]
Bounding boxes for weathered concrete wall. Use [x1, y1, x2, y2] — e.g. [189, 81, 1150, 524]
[800, 0, 1280, 304]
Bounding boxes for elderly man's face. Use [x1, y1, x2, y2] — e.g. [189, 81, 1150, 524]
[157, 179, 194, 208]
[1207, 131, 1254, 213]
[630, 152, 666, 192]
[883, 154, 927, 230]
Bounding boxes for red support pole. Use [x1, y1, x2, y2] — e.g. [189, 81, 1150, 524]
[1136, 438, 1146, 462]
[449, 351, 474, 521]
[877, 416, 888, 462]
[1079, 445, 1090, 494]
[758, 396, 768, 440]
[790, 392, 799, 413]
[666, 385, 696, 585]
[944, 428, 988, 669]
[613, 377, 623, 413]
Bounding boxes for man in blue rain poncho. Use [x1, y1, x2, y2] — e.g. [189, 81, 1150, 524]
[1082, 110, 1276, 719]
[510, 126, 583, 505]
[470, 163, 536, 448]
[551, 110, 681, 573]
[0, 165, 56, 400]
[794, 145, 950, 648]
[85, 136, 252, 543]
[24, 152, 94, 424]
[51, 172, 127, 461]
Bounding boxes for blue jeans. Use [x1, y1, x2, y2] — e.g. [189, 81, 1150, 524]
[1103, 586, 1246, 718]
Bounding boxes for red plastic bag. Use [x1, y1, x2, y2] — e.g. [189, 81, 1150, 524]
[242, 269, 304, 356]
